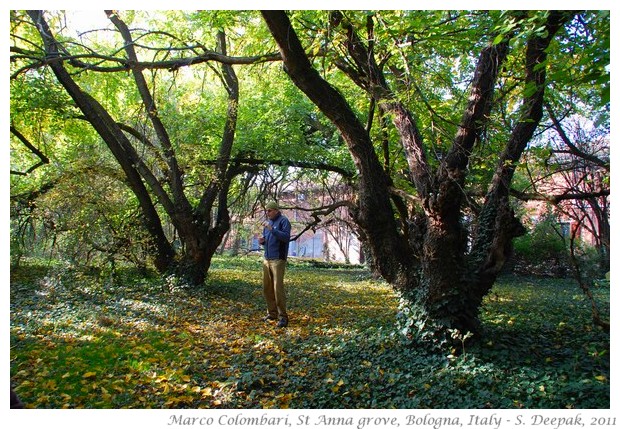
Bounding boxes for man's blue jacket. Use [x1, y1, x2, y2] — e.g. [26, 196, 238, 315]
[263, 213, 291, 260]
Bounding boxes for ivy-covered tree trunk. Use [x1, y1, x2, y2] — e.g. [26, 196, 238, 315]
[262, 10, 574, 347]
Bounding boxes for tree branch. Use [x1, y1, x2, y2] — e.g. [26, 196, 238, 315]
[287, 200, 356, 242]
[330, 11, 433, 200]
[11, 45, 282, 77]
[509, 188, 610, 204]
[546, 104, 610, 171]
[202, 157, 355, 181]
[10, 125, 50, 175]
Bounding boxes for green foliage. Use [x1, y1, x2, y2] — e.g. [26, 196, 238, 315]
[513, 212, 567, 265]
[11, 256, 609, 409]
[477, 275, 609, 408]
[11, 162, 151, 269]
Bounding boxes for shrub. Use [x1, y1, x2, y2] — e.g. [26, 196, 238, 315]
[514, 213, 566, 261]
[512, 213, 569, 276]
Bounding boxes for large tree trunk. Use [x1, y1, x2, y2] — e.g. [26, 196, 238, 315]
[262, 10, 574, 347]
[261, 11, 415, 287]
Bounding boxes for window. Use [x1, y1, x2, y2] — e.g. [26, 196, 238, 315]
[559, 221, 570, 238]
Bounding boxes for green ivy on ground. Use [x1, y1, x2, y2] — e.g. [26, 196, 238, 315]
[10, 256, 609, 408]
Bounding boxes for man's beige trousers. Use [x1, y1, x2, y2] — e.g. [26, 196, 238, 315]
[263, 259, 288, 320]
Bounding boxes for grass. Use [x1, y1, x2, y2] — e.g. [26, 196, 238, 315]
[9, 256, 610, 409]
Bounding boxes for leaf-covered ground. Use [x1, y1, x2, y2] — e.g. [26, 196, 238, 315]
[10, 256, 610, 409]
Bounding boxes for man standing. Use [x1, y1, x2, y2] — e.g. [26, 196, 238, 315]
[259, 201, 291, 328]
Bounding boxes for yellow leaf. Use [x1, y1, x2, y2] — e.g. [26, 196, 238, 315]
[36, 394, 49, 404]
[595, 375, 607, 382]
[262, 400, 275, 408]
[82, 372, 97, 379]
[277, 393, 293, 405]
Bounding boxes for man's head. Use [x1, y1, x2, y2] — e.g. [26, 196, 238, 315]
[265, 201, 280, 220]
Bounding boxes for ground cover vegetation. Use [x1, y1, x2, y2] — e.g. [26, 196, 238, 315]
[10, 256, 609, 409]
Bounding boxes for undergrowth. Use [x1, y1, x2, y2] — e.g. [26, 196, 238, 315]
[9, 256, 610, 408]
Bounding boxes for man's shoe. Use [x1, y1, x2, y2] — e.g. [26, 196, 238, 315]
[262, 315, 277, 322]
[277, 317, 288, 328]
